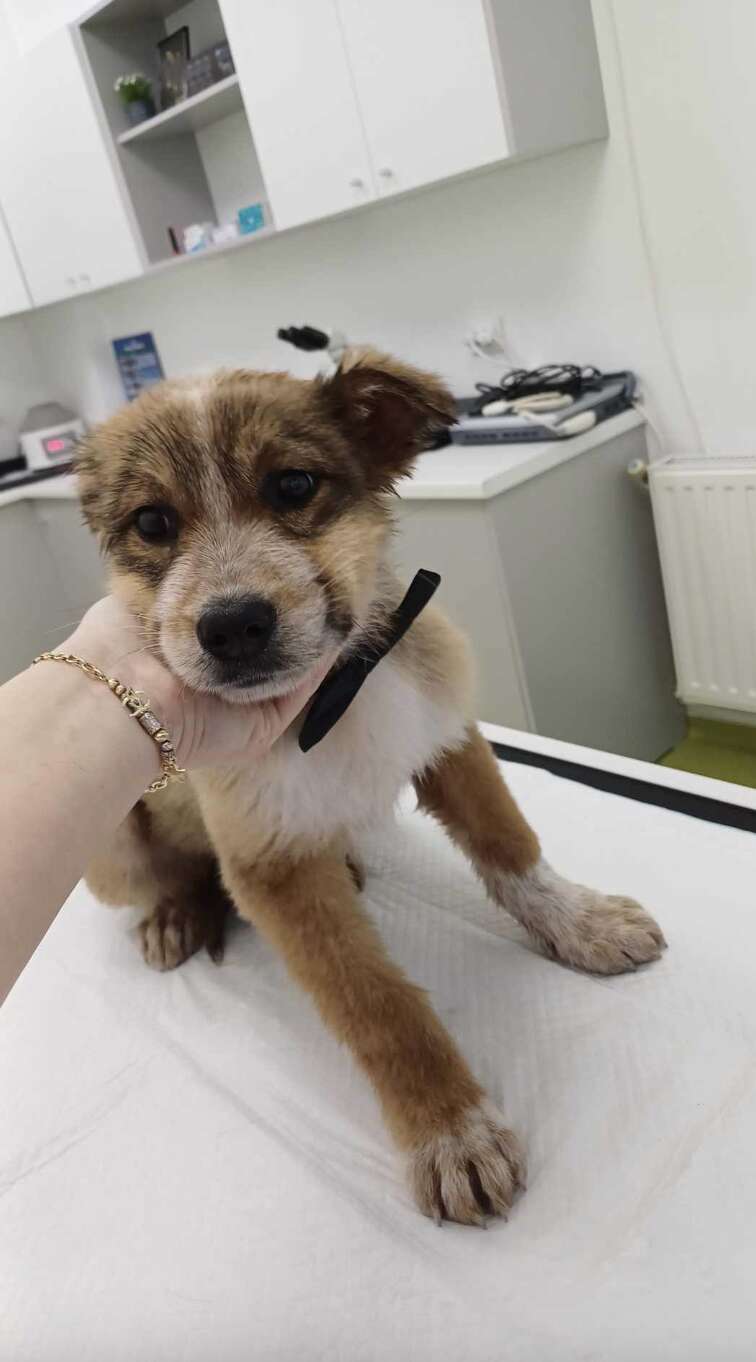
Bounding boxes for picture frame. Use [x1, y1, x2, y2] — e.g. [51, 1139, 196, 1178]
[157, 27, 190, 111]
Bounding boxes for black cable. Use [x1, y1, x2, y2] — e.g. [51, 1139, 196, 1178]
[472, 364, 607, 414]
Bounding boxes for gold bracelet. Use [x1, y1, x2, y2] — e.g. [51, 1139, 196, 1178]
[32, 651, 186, 794]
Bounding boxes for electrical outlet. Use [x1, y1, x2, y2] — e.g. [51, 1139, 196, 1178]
[465, 316, 510, 360]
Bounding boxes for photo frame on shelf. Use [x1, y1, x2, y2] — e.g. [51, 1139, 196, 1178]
[185, 49, 215, 99]
[185, 42, 236, 98]
[157, 26, 190, 111]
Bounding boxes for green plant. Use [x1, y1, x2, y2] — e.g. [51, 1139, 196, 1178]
[114, 73, 153, 104]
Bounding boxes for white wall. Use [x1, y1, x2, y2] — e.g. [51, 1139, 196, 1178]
[1, 0, 752, 459]
[610, 1, 756, 457]
[2, 0, 85, 54]
[0, 314, 49, 434]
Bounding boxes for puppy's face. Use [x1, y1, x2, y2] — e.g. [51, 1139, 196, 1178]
[78, 350, 454, 700]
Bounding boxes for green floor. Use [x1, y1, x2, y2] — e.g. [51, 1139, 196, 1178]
[659, 718, 756, 788]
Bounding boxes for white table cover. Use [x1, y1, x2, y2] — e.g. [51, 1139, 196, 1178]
[3, 734, 755, 1361]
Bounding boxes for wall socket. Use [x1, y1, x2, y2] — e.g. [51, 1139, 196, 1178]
[464, 316, 511, 360]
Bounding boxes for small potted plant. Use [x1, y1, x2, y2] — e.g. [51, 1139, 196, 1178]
[114, 73, 156, 127]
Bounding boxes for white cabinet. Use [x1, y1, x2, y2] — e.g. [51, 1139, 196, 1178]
[337, 0, 509, 197]
[0, 0, 607, 307]
[221, 0, 376, 230]
[0, 205, 30, 317]
[0, 497, 104, 687]
[0, 27, 142, 307]
[223, 0, 607, 229]
[395, 419, 684, 761]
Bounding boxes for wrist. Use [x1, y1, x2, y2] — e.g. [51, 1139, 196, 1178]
[24, 655, 161, 794]
[46, 648, 185, 791]
[64, 614, 188, 770]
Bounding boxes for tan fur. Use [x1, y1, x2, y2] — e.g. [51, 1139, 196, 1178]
[86, 782, 228, 968]
[225, 849, 484, 1143]
[415, 728, 665, 972]
[415, 723, 542, 876]
[77, 349, 665, 1225]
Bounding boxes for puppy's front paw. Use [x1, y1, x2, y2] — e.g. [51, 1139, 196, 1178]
[499, 862, 666, 976]
[549, 891, 666, 974]
[139, 898, 226, 971]
[410, 1099, 526, 1226]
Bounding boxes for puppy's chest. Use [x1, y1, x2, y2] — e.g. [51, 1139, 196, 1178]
[208, 659, 464, 846]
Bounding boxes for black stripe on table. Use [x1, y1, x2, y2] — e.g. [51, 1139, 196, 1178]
[490, 741, 756, 835]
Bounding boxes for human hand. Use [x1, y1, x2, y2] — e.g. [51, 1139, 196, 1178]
[63, 597, 334, 770]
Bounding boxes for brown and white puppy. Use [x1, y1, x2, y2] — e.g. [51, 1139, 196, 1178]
[77, 350, 666, 1226]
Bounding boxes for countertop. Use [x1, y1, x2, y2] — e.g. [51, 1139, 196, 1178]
[0, 472, 79, 511]
[0, 410, 644, 511]
[400, 409, 644, 500]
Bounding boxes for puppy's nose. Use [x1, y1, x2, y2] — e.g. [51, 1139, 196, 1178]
[196, 597, 277, 662]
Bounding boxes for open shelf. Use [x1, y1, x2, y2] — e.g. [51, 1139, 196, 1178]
[148, 221, 276, 276]
[118, 74, 242, 144]
[80, 0, 273, 268]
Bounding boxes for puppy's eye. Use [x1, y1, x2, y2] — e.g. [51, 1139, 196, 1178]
[264, 469, 319, 510]
[133, 505, 178, 543]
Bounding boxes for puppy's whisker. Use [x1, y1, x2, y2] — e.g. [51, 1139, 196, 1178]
[111, 643, 163, 671]
[47, 618, 93, 637]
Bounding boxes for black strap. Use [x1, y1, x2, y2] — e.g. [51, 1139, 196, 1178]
[299, 570, 441, 753]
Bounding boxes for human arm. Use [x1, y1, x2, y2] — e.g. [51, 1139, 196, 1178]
[0, 597, 331, 1002]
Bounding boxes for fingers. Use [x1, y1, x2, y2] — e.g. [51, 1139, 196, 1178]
[168, 651, 341, 769]
[262, 653, 337, 740]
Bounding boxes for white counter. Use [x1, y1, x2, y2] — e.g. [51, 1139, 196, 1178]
[401, 409, 644, 500]
[0, 471, 78, 510]
[0, 411, 644, 511]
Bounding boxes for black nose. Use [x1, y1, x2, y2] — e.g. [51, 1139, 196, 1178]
[196, 597, 277, 662]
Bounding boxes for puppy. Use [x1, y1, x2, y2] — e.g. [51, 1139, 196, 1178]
[77, 349, 666, 1225]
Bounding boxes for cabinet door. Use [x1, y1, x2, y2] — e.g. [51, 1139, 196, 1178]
[0, 28, 141, 307]
[338, 0, 508, 197]
[221, 0, 376, 229]
[0, 204, 30, 317]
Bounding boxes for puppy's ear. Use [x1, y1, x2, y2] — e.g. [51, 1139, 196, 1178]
[320, 347, 456, 489]
[75, 431, 106, 536]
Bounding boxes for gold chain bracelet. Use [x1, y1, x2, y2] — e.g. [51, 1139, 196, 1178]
[32, 651, 186, 794]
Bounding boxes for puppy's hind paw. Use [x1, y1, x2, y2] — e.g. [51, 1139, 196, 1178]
[139, 897, 227, 971]
[346, 852, 366, 893]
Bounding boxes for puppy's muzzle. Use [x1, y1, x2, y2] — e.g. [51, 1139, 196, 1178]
[197, 595, 278, 669]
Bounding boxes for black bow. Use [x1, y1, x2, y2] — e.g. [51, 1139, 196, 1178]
[299, 569, 441, 753]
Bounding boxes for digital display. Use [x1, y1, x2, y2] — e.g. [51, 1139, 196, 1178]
[43, 432, 77, 459]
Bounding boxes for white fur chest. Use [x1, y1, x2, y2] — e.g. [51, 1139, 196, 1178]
[208, 657, 466, 849]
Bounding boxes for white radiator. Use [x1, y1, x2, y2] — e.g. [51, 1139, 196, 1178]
[649, 457, 756, 715]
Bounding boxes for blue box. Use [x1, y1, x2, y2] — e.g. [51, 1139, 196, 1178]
[237, 203, 266, 235]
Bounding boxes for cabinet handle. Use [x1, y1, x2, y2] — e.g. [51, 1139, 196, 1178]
[78, 273, 91, 285]
[65, 276, 76, 288]
[349, 176, 365, 190]
[378, 167, 394, 179]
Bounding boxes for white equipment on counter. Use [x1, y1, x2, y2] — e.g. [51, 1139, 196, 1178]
[19, 402, 86, 471]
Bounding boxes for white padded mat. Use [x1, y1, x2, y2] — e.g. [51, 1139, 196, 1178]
[2, 753, 756, 1361]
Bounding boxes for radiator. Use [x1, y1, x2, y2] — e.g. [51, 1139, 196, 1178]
[649, 457, 756, 715]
